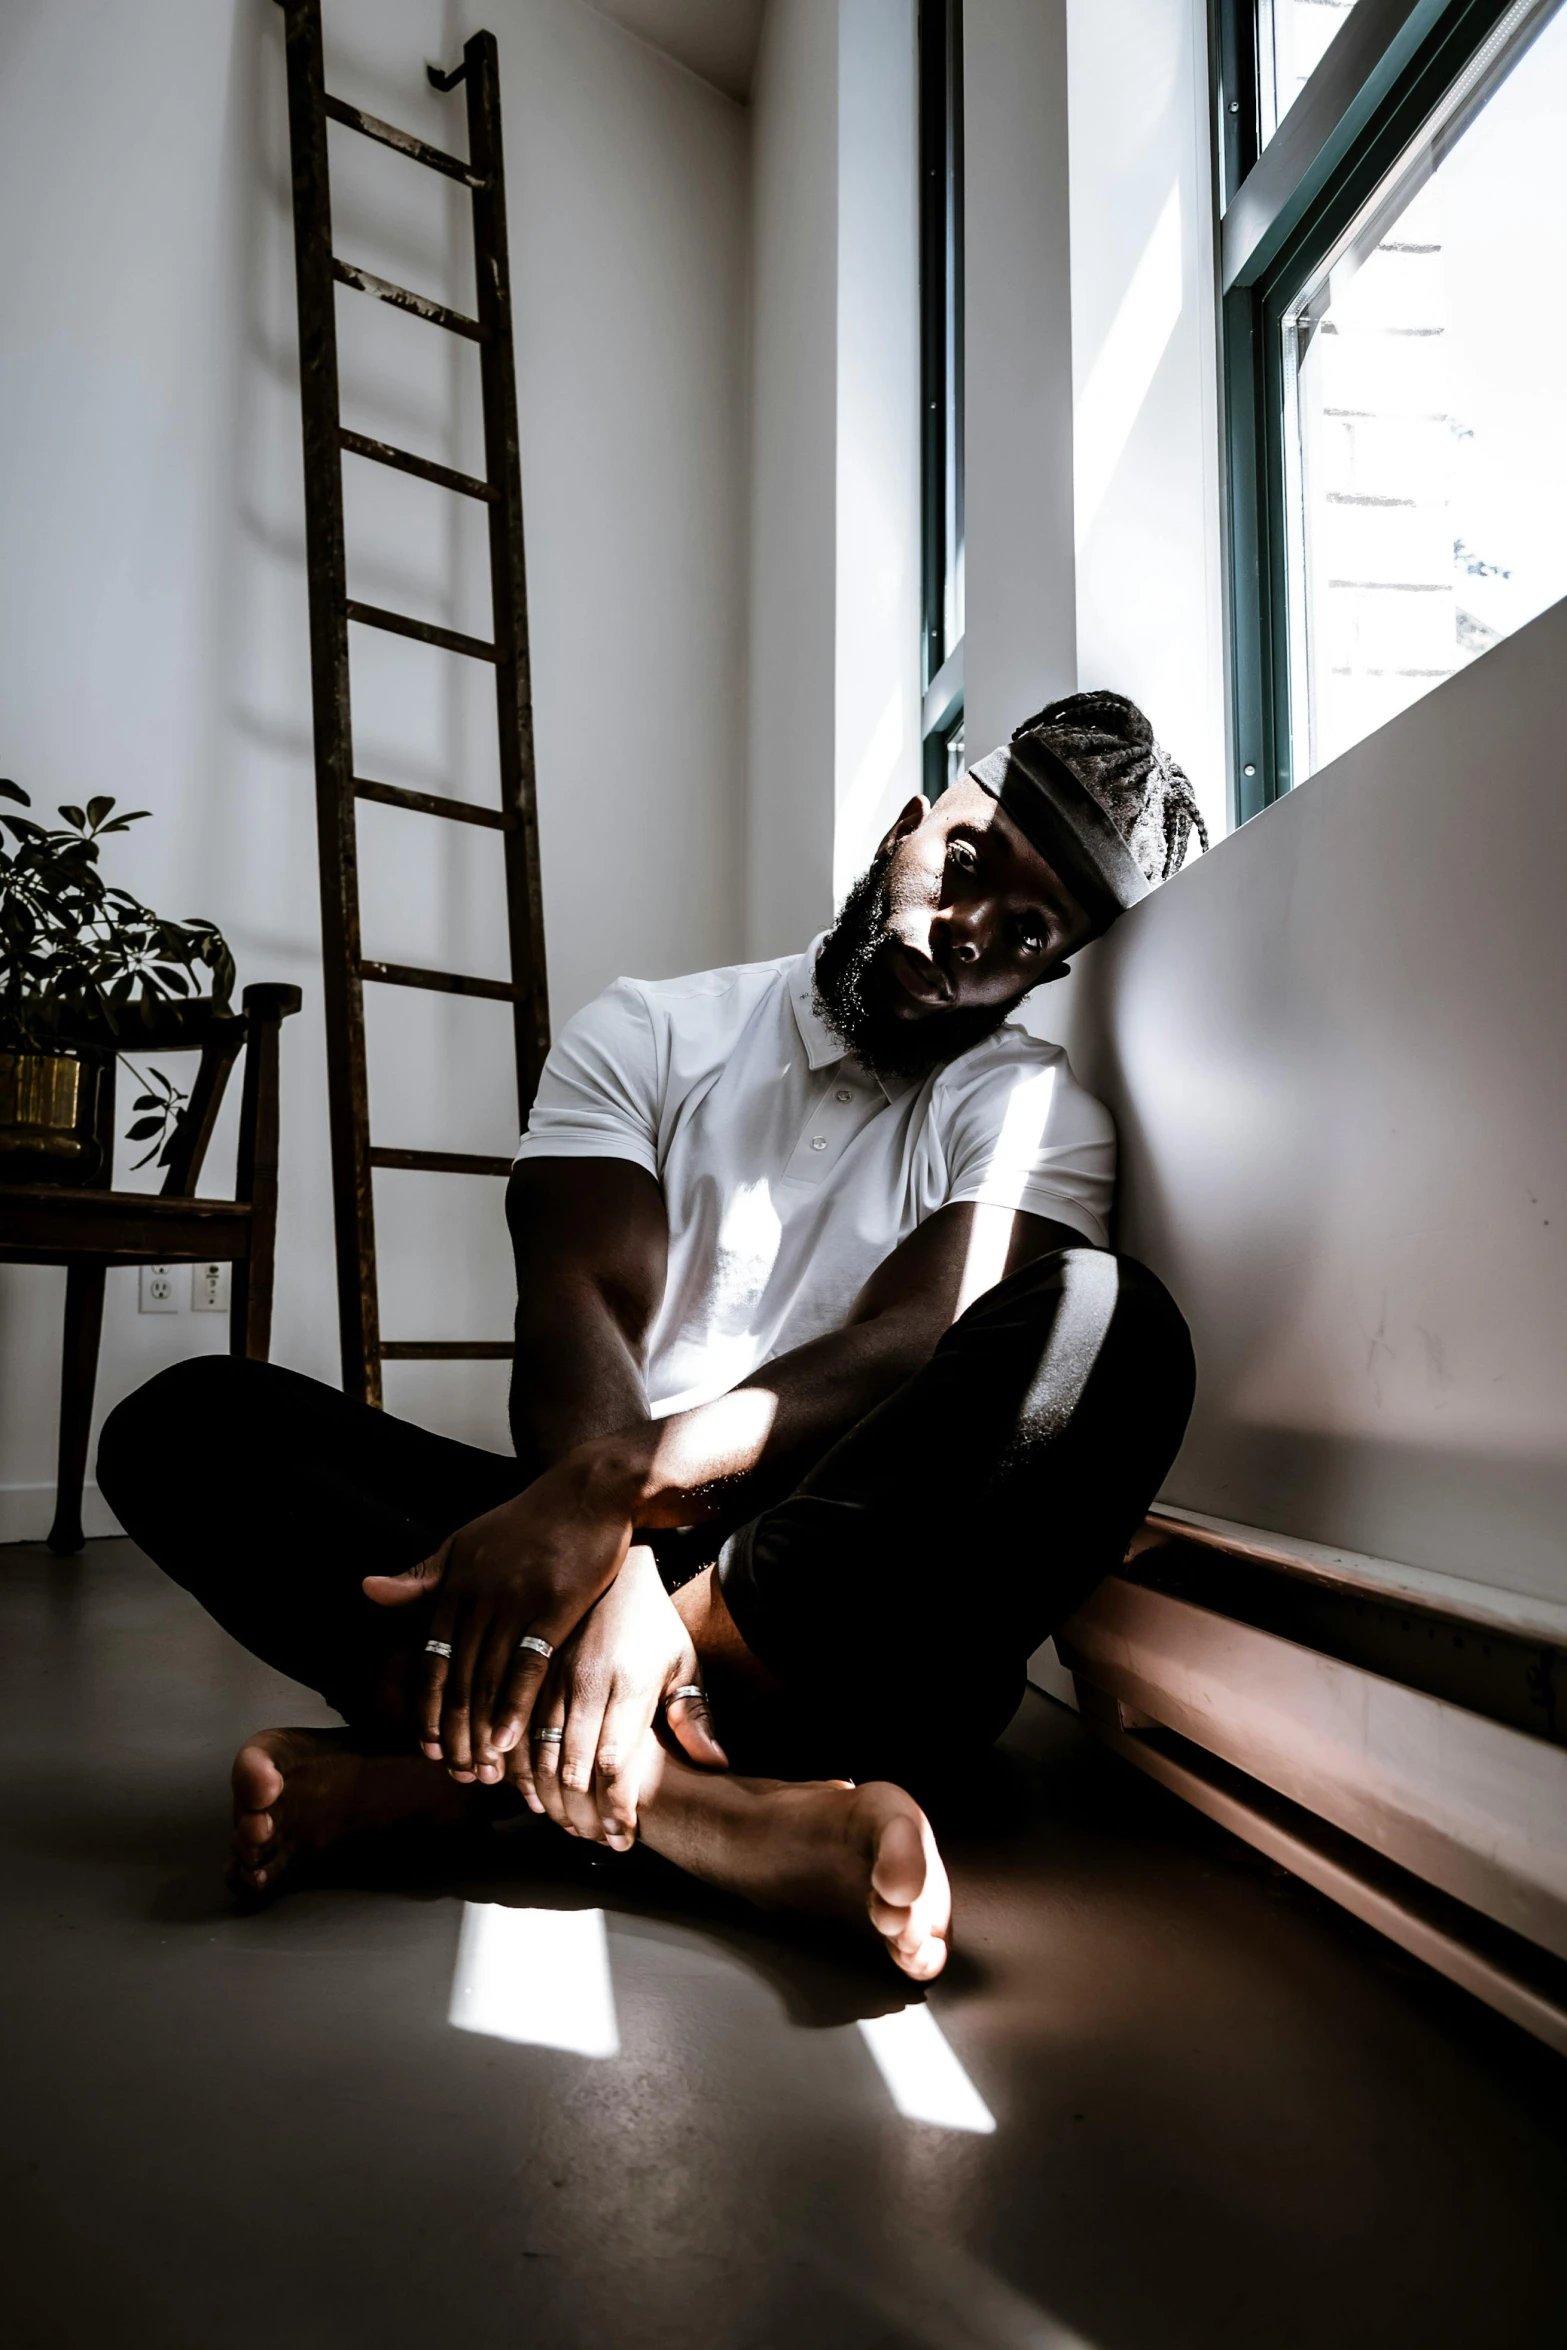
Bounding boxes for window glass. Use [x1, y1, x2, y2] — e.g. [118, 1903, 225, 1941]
[1280, 0, 1567, 777]
[1259, 0, 1366, 141]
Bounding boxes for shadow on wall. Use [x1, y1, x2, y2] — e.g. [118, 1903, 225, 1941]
[1060, 595, 1567, 1603]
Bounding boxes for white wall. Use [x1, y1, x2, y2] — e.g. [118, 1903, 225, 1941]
[1066, 0, 1225, 839]
[962, 0, 1077, 757]
[833, 0, 921, 900]
[1062, 596, 1567, 1604]
[745, 0, 839, 958]
[0, 0, 749, 1534]
[747, 0, 923, 941]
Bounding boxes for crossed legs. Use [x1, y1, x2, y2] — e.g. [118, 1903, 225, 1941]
[99, 1248, 1193, 1977]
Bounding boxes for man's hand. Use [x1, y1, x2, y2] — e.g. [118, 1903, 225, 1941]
[363, 1444, 642, 1779]
[516, 1545, 727, 1847]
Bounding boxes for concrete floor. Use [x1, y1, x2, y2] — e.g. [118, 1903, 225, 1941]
[3, 1539, 1566, 2350]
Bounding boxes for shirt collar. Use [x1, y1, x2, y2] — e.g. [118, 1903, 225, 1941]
[788, 936, 918, 1103]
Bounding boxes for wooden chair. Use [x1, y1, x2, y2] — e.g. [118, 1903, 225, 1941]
[0, 984, 302, 1553]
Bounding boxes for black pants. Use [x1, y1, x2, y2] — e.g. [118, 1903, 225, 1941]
[97, 1248, 1194, 1783]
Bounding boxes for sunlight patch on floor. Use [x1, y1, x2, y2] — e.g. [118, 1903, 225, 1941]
[448, 1902, 620, 2057]
[856, 2005, 997, 2134]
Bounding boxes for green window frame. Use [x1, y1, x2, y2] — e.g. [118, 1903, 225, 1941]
[1217, 0, 1560, 821]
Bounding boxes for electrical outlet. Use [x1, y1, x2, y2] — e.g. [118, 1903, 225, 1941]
[139, 1263, 179, 1313]
[192, 1261, 231, 1314]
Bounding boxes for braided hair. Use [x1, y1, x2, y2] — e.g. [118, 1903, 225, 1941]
[1011, 689, 1208, 887]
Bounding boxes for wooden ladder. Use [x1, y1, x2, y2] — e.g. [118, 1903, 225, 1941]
[276, 0, 548, 1405]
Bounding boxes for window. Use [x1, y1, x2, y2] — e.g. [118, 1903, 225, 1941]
[919, 0, 965, 801]
[1259, 1, 1368, 140]
[1220, 0, 1567, 814]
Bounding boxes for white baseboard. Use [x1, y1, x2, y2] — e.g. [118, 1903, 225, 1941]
[0, 1481, 124, 1546]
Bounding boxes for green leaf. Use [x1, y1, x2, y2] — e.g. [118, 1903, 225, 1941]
[0, 780, 29, 806]
[125, 1115, 164, 1140]
[132, 1092, 161, 1112]
[57, 805, 87, 831]
[84, 797, 115, 827]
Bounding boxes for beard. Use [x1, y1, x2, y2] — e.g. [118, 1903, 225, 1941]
[810, 853, 1015, 1083]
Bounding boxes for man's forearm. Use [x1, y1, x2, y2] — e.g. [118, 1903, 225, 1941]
[576, 1305, 937, 1534]
[571, 1201, 1086, 1538]
[509, 1173, 1077, 1562]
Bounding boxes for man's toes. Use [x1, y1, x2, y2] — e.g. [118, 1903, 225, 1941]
[864, 1798, 951, 1979]
[232, 1736, 286, 1817]
[867, 1806, 928, 1909]
[231, 1816, 291, 1889]
[867, 1892, 949, 1978]
[893, 1932, 948, 1982]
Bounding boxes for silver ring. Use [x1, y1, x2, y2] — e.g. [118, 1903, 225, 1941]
[424, 1639, 453, 1659]
[518, 1633, 554, 1661]
[532, 1725, 564, 1745]
[667, 1683, 706, 1705]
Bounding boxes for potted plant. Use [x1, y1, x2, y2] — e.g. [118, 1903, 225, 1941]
[0, 781, 235, 1184]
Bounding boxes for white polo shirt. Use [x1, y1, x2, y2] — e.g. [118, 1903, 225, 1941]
[514, 942, 1115, 1416]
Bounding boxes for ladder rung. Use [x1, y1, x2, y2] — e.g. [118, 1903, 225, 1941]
[359, 959, 522, 1003]
[380, 1341, 513, 1360]
[333, 258, 485, 341]
[324, 94, 486, 188]
[345, 600, 497, 662]
[369, 1148, 514, 1176]
[340, 428, 495, 502]
[354, 777, 516, 830]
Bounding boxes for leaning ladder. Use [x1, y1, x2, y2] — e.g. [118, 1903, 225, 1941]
[276, 1, 548, 1406]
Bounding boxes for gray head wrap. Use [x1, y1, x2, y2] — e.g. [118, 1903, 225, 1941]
[969, 690, 1208, 935]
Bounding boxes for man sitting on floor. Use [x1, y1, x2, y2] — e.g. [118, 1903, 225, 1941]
[98, 690, 1204, 1983]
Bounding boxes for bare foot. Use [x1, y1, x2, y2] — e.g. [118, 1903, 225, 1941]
[231, 1731, 951, 1979]
[230, 1728, 478, 1895]
[641, 1764, 952, 1982]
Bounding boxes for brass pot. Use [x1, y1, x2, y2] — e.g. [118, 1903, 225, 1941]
[0, 1050, 103, 1182]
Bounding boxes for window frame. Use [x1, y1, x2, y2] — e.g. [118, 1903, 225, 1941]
[1217, 0, 1550, 820]
[919, 0, 965, 802]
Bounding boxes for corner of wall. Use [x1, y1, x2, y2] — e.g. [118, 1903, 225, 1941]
[745, 0, 840, 961]
[833, 0, 921, 904]
[962, 0, 1077, 754]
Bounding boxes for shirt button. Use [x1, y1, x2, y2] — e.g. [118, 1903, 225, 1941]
[835, 1088, 853, 1103]
[810, 1136, 827, 1151]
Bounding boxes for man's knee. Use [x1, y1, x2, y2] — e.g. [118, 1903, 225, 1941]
[983, 1242, 1189, 1355]
[97, 1353, 261, 1520]
[1097, 1248, 1193, 1368]
[965, 1245, 1196, 1457]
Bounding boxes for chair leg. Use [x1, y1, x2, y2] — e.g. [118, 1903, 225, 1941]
[230, 1251, 265, 1361]
[47, 1263, 107, 1556]
[232, 988, 286, 1362]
